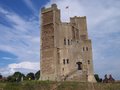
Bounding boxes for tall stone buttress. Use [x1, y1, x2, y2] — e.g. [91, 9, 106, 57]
[40, 4, 96, 82]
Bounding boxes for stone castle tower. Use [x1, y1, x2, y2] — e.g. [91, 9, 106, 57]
[40, 4, 96, 82]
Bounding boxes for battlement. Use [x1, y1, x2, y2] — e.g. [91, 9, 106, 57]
[70, 16, 86, 19]
[41, 4, 58, 13]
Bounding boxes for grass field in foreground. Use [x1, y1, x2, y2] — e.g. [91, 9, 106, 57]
[0, 81, 120, 90]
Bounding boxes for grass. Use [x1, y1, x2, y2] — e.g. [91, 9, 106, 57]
[0, 82, 6, 89]
[57, 82, 87, 90]
[0, 81, 120, 90]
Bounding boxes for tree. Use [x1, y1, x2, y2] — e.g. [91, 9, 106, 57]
[7, 72, 25, 82]
[26, 72, 35, 80]
[13, 72, 25, 82]
[0, 73, 2, 79]
[94, 74, 102, 82]
[7, 75, 16, 82]
[35, 70, 40, 80]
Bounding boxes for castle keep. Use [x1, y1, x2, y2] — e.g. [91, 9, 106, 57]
[40, 4, 96, 82]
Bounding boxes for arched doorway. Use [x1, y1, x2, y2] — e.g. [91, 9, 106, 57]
[76, 62, 82, 70]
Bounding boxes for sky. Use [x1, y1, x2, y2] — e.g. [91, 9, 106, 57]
[0, 0, 120, 80]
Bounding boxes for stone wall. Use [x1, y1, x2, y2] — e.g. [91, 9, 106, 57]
[40, 4, 96, 82]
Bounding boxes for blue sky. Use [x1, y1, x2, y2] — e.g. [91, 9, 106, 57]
[0, 0, 120, 80]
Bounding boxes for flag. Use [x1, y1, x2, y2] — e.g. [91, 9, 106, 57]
[66, 6, 69, 9]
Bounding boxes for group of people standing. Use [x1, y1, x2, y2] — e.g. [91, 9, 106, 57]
[103, 74, 115, 83]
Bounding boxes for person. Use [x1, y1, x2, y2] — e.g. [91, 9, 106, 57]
[108, 74, 115, 83]
[103, 74, 108, 83]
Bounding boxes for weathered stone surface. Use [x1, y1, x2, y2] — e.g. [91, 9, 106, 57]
[40, 4, 96, 82]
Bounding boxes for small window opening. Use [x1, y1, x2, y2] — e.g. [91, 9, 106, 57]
[83, 47, 85, 51]
[68, 39, 70, 45]
[64, 38, 66, 45]
[76, 62, 82, 70]
[71, 40, 72, 45]
[88, 60, 90, 64]
[63, 59, 65, 64]
[67, 59, 69, 64]
[86, 47, 88, 51]
[62, 68, 64, 71]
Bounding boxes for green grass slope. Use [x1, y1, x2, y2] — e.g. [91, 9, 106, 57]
[0, 81, 120, 90]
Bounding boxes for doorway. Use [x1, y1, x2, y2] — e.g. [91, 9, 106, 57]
[76, 62, 82, 70]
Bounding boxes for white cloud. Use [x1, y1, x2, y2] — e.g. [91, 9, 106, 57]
[22, 0, 38, 15]
[8, 61, 39, 70]
[0, 61, 39, 76]
[0, 7, 40, 77]
[0, 7, 9, 14]
[46, 0, 85, 22]
[0, 7, 40, 62]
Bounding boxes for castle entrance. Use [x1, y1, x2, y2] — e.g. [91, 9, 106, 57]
[76, 62, 82, 70]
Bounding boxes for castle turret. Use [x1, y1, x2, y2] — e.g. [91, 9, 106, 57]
[40, 4, 61, 81]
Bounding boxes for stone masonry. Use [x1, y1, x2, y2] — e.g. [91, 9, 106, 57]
[40, 4, 96, 82]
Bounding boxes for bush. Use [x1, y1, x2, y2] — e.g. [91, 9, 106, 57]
[94, 74, 102, 82]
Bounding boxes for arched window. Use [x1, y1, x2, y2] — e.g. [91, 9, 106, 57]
[76, 62, 82, 70]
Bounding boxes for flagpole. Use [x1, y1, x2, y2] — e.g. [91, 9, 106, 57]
[65, 6, 69, 21]
[68, 6, 69, 20]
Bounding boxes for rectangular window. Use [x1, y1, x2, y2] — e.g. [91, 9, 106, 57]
[88, 60, 90, 64]
[68, 39, 70, 45]
[63, 59, 65, 64]
[67, 59, 69, 64]
[64, 38, 66, 45]
[62, 68, 64, 71]
[83, 47, 85, 51]
[86, 47, 88, 51]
